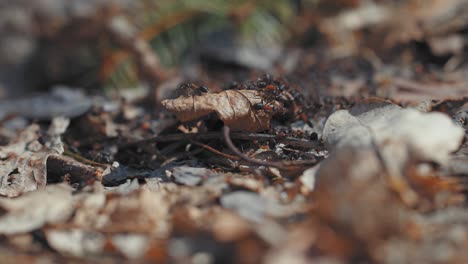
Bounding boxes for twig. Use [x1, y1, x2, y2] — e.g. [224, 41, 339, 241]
[121, 131, 322, 150]
[190, 140, 241, 161]
[63, 150, 108, 168]
[223, 126, 317, 170]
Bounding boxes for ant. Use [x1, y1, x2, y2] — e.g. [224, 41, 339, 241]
[252, 100, 279, 113]
[176, 82, 210, 97]
[256, 74, 273, 88]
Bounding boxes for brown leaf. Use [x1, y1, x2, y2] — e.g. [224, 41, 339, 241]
[312, 147, 410, 259]
[162, 90, 282, 132]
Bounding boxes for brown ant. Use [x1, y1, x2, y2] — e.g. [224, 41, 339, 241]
[252, 100, 279, 113]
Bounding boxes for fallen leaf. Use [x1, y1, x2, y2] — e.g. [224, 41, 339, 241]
[171, 166, 217, 186]
[220, 191, 293, 222]
[0, 87, 92, 120]
[0, 184, 74, 234]
[322, 101, 464, 206]
[322, 101, 464, 169]
[211, 210, 251, 242]
[162, 90, 283, 132]
[299, 165, 320, 193]
[0, 118, 68, 197]
[74, 188, 170, 235]
[312, 147, 410, 259]
[46, 229, 106, 257]
[111, 234, 150, 259]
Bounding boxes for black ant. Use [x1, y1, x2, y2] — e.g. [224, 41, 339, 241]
[225, 81, 239, 90]
[256, 74, 273, 89]
[176, 82, 210, 97]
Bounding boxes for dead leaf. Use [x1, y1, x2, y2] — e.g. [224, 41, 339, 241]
[0, 87, 92, 120]
[322, 101, 464, 206]
[46, 229, 106, 257]
[162, 90, 282, 132]
[171, 166, 218, 186]
[387, 78, 468, 103]
[0, 118, 69, 197]
[322, 101, 464, 169]
[111, 234, 150, 259]
[299, 165, 320, 193]
[0, 184, 74, 235]
[211, 210, 251, 242]
[74, 188, 169, 236]
[220, 191, 294, 222]
[312, 147, 410, 259]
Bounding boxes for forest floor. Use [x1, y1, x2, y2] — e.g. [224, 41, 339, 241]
[1, 1, 468, 263]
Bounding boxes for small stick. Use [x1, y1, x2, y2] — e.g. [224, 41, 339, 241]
[189, 140, 241, 161]
[223, 126, 287, 169]
[63, 150, 108, 168]
[121, 131, 322, 150]
[223, 126, 318, 171]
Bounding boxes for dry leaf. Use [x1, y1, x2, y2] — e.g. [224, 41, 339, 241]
[322, 101, 464, 206]
[322, 101, 464, 169]
[0, 184, 74, 234]
[0, 118, 68, 197]
[171, 166, 218, 186]
[220, 191, 294, 222]
[0, 87, 92, 120]
[162, 90, 282, 132]
[312, 147, 410, 259]
[46, 229, 106, 257]
[73, 188, 169, 235]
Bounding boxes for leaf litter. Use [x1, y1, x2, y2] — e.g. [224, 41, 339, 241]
[0, 117, 69, 197]
[2, 1, 468, 263]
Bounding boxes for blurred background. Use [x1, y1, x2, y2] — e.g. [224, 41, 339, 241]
[0, 0, 467, 100]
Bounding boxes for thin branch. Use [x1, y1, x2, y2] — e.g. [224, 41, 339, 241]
[189, 140, 241, 160]
[223, 126, 287, 169]
[121, 131, 322, 150]
[223, 126, 318, 170]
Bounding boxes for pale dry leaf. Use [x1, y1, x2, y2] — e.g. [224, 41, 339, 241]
[162, 90, 282, 132]
[46, 229, 106, 257]
[322, 101, 464, 169]
[0, 184, 74, 234]
[73, 188, 169, 236]
[112, 234, 150, 259]
[220, 191, 294, 222]
[171, 166, 218, 186]
[299, 164, 320, 192]
[0, 118, 68, 197]
[0, 87, 92, 119]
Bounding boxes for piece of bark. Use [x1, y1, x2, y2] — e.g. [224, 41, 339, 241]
[46, 155, 99, 187]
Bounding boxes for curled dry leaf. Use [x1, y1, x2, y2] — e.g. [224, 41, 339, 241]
[162, 90, 282, 132]
[0, 118, 69, 197]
